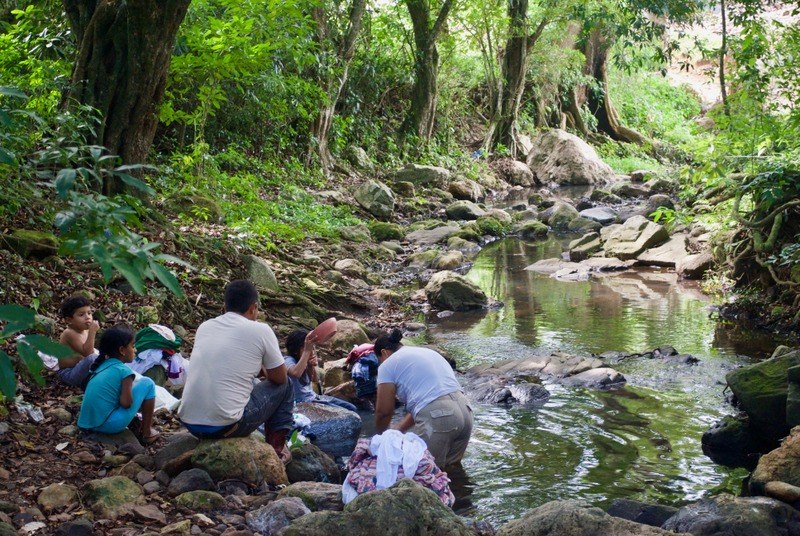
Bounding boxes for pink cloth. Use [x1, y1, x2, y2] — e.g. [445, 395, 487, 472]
[346, 343, 376, 365]
[344, 438, 455, 507]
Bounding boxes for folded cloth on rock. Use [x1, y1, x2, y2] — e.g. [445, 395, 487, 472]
[132, 373, 179, 412]
[135, 324, 182, 353]
[130, 348, 187, 384]
[351, 353, 379, 382]
[342, 434, 455, 507]
[370, 430, 427, 490]
[346, 343, 375, 365]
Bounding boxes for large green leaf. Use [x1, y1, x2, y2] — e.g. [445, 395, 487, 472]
[0, 146, 15, 165]
[16, 342, 45, 385]
[0, 304, 36, 336]
[0, 350, 17, 398]
[110, 258, 147, 294]
[55, 168, 77, 198]
[151, 262, 184, 297]
[0, 86, 26, 99]
[115, 173, 156, 196]
[22, 335, 75, 359]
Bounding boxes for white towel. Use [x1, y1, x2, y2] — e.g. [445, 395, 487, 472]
[370, 430, 428, 490]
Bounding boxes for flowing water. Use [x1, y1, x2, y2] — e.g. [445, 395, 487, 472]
[421, 236, 781, 525]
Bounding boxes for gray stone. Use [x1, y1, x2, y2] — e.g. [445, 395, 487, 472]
[569, 233, 602, 262]
[590, 189, 623, 204]
[750, 426, 800, 496]
[316, 190, 348, 205]
[497, 499, 673, 535]
[609, 181, 649, 198]
[603, 216, 669, 260]
[425, 271, 488, 311]
[645, 194, 674, 213]
[168, 468, 215, 497]
[155, 432, 199, 470]
[493, 158, 536, 186]
[434, 250, 465, 270]
[579, 207, 617, 225]
[241, 255, 279, 292]
[526, 129, 615, 186]
[606, 499, 677, 528]
[448, 179, 485, 202]
[279, 482, 344, 511]
[82, 476, 144, 520]
[446, 200, 486, 221]
[447, 236, 481, 253]
[676, 252, 713, 279]
[54, 519, 94, 536]
[406, 250, 439, 272]
[518, 221, 548, 240]
[175, 490, 227, 512]
[333, 258, 366, 279]
[296, 402, 362, 459]
[546, 202, 580, 230]
[338, 224, 371, 242]
[662, 494, 800, 535]
[354, 180, 395, 220]
[380, 240, 404, 254]
[246, 497, 311, 535]
[629, 170, 656, 182]
[636, 235, 688, 267]
[344, 146, 373, 171]
[406, 224, 461, 246]
[191, 437, 288, 487]
[647, 177, 678, 194]
[286, 443, 341, 484]
[701, 414, 761, 469]
[37, 483, 78, 512]
[394, 163, 451, 187]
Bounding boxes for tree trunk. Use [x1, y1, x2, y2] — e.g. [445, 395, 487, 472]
[308, 0, 367, 172]
[403, 0, 453, 141]
[719, 0, 730, 115]
[64, 0, 190, 195]
[580, 28, 646, 144]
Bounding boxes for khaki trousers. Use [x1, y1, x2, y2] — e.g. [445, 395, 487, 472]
[413, 391, 473, 468]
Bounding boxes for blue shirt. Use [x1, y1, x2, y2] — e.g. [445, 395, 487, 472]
[284, 355, 316, 403]
[77, 358, 134, 429]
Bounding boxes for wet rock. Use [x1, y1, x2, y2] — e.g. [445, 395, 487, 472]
[406, 250, 439, 272]
[296, 402, 362, 459]
[132, 504, 166, 524]
[606, 499, 677, 528]
[246, 497, 311, 535]
[476, 214, 512, 237]
[425, 271, 488, 311]
[701, 414, 761, 469]
[406, 224, 461, 246]
[567, 217, 602, 234]
[764, 481, 800, 505]
[434, 250, 465, 270]
[448, 179, 485, 202]
[168, 468, 215, 496]
[525, 258, 577, 274]
[446, 200, 486, 221]
[492, 158, 536, 187]
[590, 189, 623, 204]
[602, 216, 668, 260]
[278, 482, 344, 511]
[527, 257, 635, 281]
[676, 252, 714, 279]
[568, 233, 601, 262]
[497, 499, 673, 535]
[750, 426, 800, 496]
[37, 483, 78, 512]
[579, 207, 617, 225]
[53, 518, 93, 536]
[191, 437, 288, 487]
[645, 194, 674, 213]
[561, 368, 626, 388]
[518, 221, 548, 240]
[82, 476, 144, 519]
[662, 494, 800, 535]
[286, 443, 341, 484]
[368, 222, 403, 242]
[283, 480, 473, 536]
[546, 202, 580, 231]
[354, 180, 395, 220]
[526, 129, 615, 186]
[609, 181, 649, 199]
[332, 258, 366, 279]
[394, 163, 450, 187]
[241, 255, 279, 292]
[484, 208, 513, 224]
[175, 490, 227, 512]
[636, 235, 688, 267]
[447, 236, 481, 253]
[2, 229, 59, 259]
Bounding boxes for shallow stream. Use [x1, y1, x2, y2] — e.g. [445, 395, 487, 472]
[422, 236, 780, 525]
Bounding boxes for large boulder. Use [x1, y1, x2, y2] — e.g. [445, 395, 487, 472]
[344, 146, 373, 172]
[662, 494, 800, 535]
[37, 483, 78, 513]
[448, 179, 485, 202]
[279, 482, 344, 511]
[425, 271, 488, 311]
[701, 414, 761, 469]
[445, 200, 486, 221]
[606, 499, 678, 528]
[497, 499, 675, 535]
[546, 202, 580, 231]
[636, 235, 688, 268]
[394, 164, 450, 187]
[750, 426, 800, 496]
[492, 158, 536, 186]
[191, 437, 288, 487]
[354, 180, 395, 220]
[526, 129, 615, 186]
[324, 319, 369, 360]
[82, 476, 144, 519]
[282, 480, 474, 536]
[286, 443, 341, 484]
[2, 229, 59, 259]
[295, 402, 362, 459]
[246, 497, 311, 536]
[726, 349, 800, 440]
[676, 252, 713, 279]
[569, 233, 601, 262]
[154, 432, 199, 470]
[602, 216, 668, 260]
[241, 255, 279, 292]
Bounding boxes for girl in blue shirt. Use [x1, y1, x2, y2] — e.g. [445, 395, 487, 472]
[77, 325, 160, 443]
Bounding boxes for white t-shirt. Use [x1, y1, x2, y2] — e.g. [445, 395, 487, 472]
[177, 312, 284, 426]
[376, 346, 461, 418]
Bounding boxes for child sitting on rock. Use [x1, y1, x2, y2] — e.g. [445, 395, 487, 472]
[77, 324, 160, 443]
[57, 295, 100, 389]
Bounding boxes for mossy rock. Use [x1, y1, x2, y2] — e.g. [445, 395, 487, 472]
[191, 436, 288, 487]
[406, 219, 444, 232]
[338, 225, 371, 243]
[2, 229, 59, 259]
[452, 227, 482, 243]
[368, 222, 404, 242]
[407, 250, 440, 271]
[82, 476, 144, 519]
[519, 221, 549, 240]
[175, 490, 227, 512]
[567, 217, 602, 233]
[476, 215, 511, 237]
[171, 193, 224, 223]
[136, 305, 160, 325]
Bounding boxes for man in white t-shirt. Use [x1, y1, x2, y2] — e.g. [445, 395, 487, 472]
[178, 280, 293, 463]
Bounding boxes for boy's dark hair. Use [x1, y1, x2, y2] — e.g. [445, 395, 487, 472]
[224, 280, 259, 314]
[90, 324, 134, 372]
[286, 329, 310, 359]
[59, 296, 91, 319]
[374, 328, 403, 356]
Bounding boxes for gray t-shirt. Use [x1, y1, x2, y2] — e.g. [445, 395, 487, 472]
[284, 356, 316, 403]
[178, 312, 284, 426]
[376, 346, 461, 418]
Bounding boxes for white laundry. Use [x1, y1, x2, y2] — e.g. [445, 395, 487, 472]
[369, 430, 427, 490]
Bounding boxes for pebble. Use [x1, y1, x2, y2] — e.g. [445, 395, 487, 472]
[137, 470, 155, 485]
[71, 451, 97, 464]
[0, 468, 10, 480]
[192, 514, 214, 527]
[133, 504, 166, 525]
[143, 481, 161, 495]
[0, 422, 8, 435]
[155, 470, 171, 486]
[58, 425, 78, 437]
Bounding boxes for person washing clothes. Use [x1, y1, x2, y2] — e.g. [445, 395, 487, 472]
[373, 328, 473, 468]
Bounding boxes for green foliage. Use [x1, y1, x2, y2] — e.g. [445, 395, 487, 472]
[595, 140, 664, 173]
[0, 304, 72, 399]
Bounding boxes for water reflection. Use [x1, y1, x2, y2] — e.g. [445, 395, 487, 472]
[426, 237, 774, 525]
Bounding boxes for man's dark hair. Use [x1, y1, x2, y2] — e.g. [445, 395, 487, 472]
[224, 280, 259, 314]
[59, 296, 91, 318]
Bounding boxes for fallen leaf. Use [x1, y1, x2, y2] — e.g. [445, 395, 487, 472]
[56, 442, 69, 451]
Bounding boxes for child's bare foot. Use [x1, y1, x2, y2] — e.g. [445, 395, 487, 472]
[142, 428, 161, 444]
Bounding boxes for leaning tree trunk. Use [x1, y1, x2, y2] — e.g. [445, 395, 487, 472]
[308, 0, 367, 173]
[64, 0, 190, 195]
[579, 28, 646, 144]
[403, 0, 453, 141]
